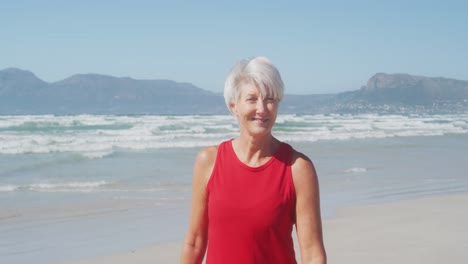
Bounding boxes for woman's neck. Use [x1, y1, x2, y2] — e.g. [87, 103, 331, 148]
[232, 134, 279, 167]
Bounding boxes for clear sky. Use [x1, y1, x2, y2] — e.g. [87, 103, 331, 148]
[1, 0, 467, 94]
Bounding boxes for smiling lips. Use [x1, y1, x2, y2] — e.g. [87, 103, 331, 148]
[251, 117, 269, 123]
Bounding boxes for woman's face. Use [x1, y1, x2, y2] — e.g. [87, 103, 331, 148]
[230, 81, 279, 137]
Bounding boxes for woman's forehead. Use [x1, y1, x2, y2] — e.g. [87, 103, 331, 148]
[239, 81, 271, 96]
[240, 82, 259, 93]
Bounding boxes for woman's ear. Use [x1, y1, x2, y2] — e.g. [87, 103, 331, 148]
[229, 102, 237, 115]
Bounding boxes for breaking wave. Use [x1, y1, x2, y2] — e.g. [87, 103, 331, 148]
[0, 114, 467, 157]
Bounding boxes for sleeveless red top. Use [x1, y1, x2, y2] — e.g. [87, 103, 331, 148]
[206, 140, 297, 264]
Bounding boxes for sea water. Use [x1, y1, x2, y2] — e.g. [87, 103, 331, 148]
[1, 114, 467, 263]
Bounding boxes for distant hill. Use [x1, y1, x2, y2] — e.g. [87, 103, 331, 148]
[0, 68, 467, 114]
[328, 73, 468, 113]
[358, 73, 468, 103]
[0, 68, 226, 114]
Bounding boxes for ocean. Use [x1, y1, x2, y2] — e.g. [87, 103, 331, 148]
[1, 114, 467, 264]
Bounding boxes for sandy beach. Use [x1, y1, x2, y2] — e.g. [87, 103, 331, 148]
[61, 194, 468, 264]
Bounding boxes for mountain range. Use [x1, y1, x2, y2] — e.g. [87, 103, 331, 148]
[1, 68, 467, 114]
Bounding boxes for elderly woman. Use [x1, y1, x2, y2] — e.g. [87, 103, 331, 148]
[181, 57, 326, 264]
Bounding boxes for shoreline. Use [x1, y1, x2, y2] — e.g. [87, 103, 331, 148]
[60, 193, 468, 264]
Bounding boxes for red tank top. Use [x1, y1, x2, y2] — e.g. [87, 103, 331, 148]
[206, 140, 297, 264]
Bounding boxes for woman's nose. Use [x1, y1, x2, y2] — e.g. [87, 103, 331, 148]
[256, 99, 266, 113]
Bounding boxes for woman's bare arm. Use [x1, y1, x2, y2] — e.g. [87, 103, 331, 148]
[180, 146, 217, 264]
[292, 151, 327, 264]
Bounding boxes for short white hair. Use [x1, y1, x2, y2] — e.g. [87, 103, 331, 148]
[224, 56, 284, 113]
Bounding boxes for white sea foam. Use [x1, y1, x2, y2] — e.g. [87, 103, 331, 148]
[21, 181, 110, 192]
[0, 114, 467, 156]
[0, 181, 191, 194]
[344, 167, 368, 173]
[0, 185, 17, 192]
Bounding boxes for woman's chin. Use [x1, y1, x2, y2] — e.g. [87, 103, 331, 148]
[245, 126, 272, 137]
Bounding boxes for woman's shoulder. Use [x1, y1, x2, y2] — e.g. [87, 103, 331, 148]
[290, 148, 313, 167]
[288, 146, 316, 180]
[192, 145, 219, 188]
[195, 145, 218, 167]
[196, 139, 234, 163]
[195, 139, 233, 171]
[278, 142, 312, 167]
[287, 147, 319, 199]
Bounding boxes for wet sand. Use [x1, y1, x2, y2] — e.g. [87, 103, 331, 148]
[61, 194, 468, 264]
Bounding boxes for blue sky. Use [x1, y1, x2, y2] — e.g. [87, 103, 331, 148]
[1, 0, 467, 94]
